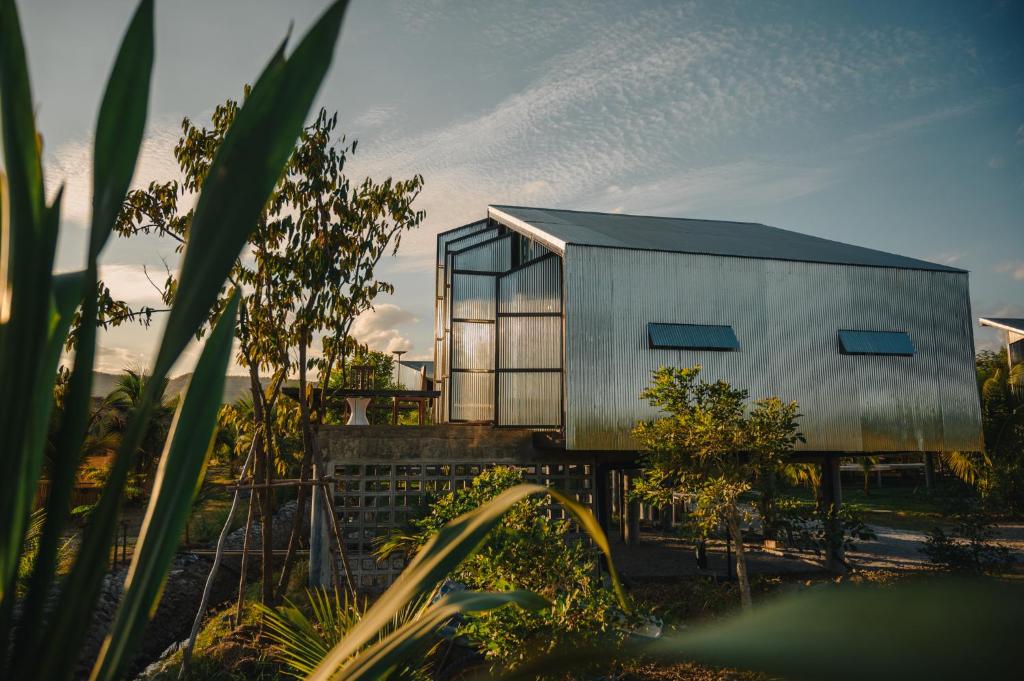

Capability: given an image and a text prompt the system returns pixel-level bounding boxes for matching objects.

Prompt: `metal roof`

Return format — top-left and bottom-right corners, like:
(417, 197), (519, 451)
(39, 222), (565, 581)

(488, 205), (964, 273)
(979, 317), (1024, 335)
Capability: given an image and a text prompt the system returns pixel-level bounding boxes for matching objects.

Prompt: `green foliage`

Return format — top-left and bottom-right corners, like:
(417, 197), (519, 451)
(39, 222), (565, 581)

(309, 482), (624, 680)
(632, 364), (803, 606)
(258, 588), (432, 679)
(772, 496), (876, 556)
(922, 501), (1016, 574)
(0, 0), (348, 678)
(377, 466), (629, 672)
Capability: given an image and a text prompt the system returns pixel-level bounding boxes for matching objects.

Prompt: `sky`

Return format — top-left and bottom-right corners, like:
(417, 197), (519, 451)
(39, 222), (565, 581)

(14, 0), (1024, 374)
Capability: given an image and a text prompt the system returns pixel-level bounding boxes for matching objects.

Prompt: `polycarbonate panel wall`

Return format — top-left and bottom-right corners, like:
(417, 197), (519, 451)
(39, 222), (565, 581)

(563, 245), (983, 452)
(449, 372), (494, 422)
(434, 223), (495, 421)
(496, 255), (563, 427)
(447, 236), (513, 421)
(497, 372), (561, 426)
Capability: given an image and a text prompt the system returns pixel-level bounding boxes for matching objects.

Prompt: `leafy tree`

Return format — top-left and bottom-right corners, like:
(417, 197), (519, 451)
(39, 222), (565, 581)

(632, 365), (803, 608)
(112, 95), (423, 602)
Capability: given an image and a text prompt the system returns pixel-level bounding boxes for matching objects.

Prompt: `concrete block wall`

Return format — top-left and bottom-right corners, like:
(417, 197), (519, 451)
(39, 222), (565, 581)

(319, 424), (595, 588)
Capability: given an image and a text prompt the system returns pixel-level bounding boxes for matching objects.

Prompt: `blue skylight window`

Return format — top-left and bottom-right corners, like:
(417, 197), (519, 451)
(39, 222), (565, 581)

(838, 330), (915, 356)
(648, 323), (739, 351)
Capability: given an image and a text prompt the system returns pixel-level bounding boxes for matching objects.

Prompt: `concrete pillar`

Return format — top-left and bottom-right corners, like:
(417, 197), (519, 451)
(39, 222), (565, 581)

(622, 472), (640, 546)
(820, 456), (846, 574)
(309, 462), (333, 588)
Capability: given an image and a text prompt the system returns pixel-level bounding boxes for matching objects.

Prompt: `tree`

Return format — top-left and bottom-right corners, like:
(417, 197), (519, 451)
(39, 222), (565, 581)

(112, 95), (423, 603)
(632, 365), (803, 608)
(99, 368), (177, 485)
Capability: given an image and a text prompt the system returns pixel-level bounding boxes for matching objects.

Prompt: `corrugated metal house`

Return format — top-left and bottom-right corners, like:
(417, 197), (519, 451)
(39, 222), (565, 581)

(434, 206), (983, 454)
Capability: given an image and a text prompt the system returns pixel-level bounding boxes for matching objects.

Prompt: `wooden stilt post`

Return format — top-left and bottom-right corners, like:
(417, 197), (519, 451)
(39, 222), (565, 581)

(623, 472), (640, 546)
(924, 452), (936, 493)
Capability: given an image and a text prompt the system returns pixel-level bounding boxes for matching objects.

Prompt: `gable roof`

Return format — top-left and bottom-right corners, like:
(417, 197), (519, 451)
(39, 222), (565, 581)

(488, 205), (964, 273)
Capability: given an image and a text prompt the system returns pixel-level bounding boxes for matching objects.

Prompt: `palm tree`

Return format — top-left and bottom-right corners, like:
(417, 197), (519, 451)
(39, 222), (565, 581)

(100, 368), (177, 487)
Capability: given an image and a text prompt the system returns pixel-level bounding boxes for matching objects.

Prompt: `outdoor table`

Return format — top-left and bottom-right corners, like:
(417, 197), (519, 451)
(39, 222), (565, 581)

(331, 389), (440, 425)
(280, 387), (440, 425)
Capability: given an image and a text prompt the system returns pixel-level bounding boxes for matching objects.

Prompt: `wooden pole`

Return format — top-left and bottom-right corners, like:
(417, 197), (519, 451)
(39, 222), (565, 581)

(623, 472), (640, 546)
(820, 455), (847, 575)
(180, 438), (257, 677)
(235, 486), (256, 626)
(320, 483), (357, 598)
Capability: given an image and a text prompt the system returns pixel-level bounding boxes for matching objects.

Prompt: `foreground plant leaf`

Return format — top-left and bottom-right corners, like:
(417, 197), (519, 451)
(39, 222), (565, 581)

(89, 294), (238, 681)
(308, 483), (626, 680)
(499, 579), (1022, 681)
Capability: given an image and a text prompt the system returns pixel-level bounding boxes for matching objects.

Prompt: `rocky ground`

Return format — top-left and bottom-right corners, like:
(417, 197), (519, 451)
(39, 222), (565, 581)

(68, 498), (305, 680)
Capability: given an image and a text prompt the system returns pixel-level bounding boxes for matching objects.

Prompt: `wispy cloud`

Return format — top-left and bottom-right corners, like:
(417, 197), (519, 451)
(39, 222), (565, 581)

(995, 261), (1024, 280)
(45, 119), (188, 229)
(347, 8), (980, 271)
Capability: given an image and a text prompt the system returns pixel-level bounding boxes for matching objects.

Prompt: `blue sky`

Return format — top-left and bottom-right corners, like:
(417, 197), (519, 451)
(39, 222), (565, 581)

(17, 0), (1024, 372)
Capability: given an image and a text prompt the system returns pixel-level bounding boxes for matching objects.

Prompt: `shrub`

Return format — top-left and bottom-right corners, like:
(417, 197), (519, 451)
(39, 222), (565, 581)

(922, 508), (1016, 574)
(377, 466), (628, 672)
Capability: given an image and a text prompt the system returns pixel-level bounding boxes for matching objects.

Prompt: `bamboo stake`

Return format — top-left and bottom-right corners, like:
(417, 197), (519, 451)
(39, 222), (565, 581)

(320, 483), (356, 598)
(180, 436), (258, 678)
(235, 484), (257, 626)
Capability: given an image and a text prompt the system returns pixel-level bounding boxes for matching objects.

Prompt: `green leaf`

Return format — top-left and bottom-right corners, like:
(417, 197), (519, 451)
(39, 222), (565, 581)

(89, 0), (154, 258)
(0, 0), (52, 606)
(36, 4), (349, 676)
(339, 590), (548, 681)
(89, 293), (238, 681)
(150, 0), (350, 381)
(501, 579), (1024, 681)
(308, 483), (626, 680)
(643, 579), (1021, 680)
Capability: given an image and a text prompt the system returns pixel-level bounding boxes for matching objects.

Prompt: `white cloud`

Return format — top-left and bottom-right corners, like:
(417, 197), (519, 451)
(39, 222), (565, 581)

(98, 263), (174, 306)
(995, 261), (1024, 280)
(988, 155), (1005, 169)
(350, 303), (418, 353)
(45, 119), (189, 228)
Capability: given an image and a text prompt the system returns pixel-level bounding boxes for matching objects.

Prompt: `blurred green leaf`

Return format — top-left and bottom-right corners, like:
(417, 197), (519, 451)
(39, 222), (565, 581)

(89, 0), (154, 258)
(501, 579), (1023, 681)
(90, 294), (238, 681)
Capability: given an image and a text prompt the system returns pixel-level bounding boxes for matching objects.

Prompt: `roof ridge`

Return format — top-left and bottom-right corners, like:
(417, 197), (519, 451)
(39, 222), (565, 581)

(489, 204), (768, 228)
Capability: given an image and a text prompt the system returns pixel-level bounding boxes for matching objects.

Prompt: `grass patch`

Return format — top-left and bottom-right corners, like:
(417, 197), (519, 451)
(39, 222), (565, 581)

(144, 585), (280, 681)
(788, 483), (952, 531)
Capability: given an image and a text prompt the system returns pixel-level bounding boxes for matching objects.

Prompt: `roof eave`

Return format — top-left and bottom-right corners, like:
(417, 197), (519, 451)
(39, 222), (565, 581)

(488, 205), (566, 255)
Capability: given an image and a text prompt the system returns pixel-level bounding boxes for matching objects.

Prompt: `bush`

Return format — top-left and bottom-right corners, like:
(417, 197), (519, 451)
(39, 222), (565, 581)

(377, 466), (628, 673)
(922, 508), (1016, 574)
(773, 497), (876, 558)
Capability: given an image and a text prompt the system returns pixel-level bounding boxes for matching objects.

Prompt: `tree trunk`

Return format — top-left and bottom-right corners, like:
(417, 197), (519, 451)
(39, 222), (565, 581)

(727, 507), (752, 610)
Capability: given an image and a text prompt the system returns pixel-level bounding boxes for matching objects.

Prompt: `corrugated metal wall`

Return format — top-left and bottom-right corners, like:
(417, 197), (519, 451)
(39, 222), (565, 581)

(496, 255), (563, 427)
(563, 245), (982, 452)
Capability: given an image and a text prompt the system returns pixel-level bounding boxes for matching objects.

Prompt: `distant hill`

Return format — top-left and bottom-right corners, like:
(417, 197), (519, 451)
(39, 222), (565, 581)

(91, 371), (261, 404)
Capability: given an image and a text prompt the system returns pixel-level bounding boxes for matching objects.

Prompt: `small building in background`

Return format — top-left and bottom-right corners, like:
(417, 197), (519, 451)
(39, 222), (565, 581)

(393, 359), (434, 390)
(434, 205), (984, 455)
(978, 317), (1024, 372)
